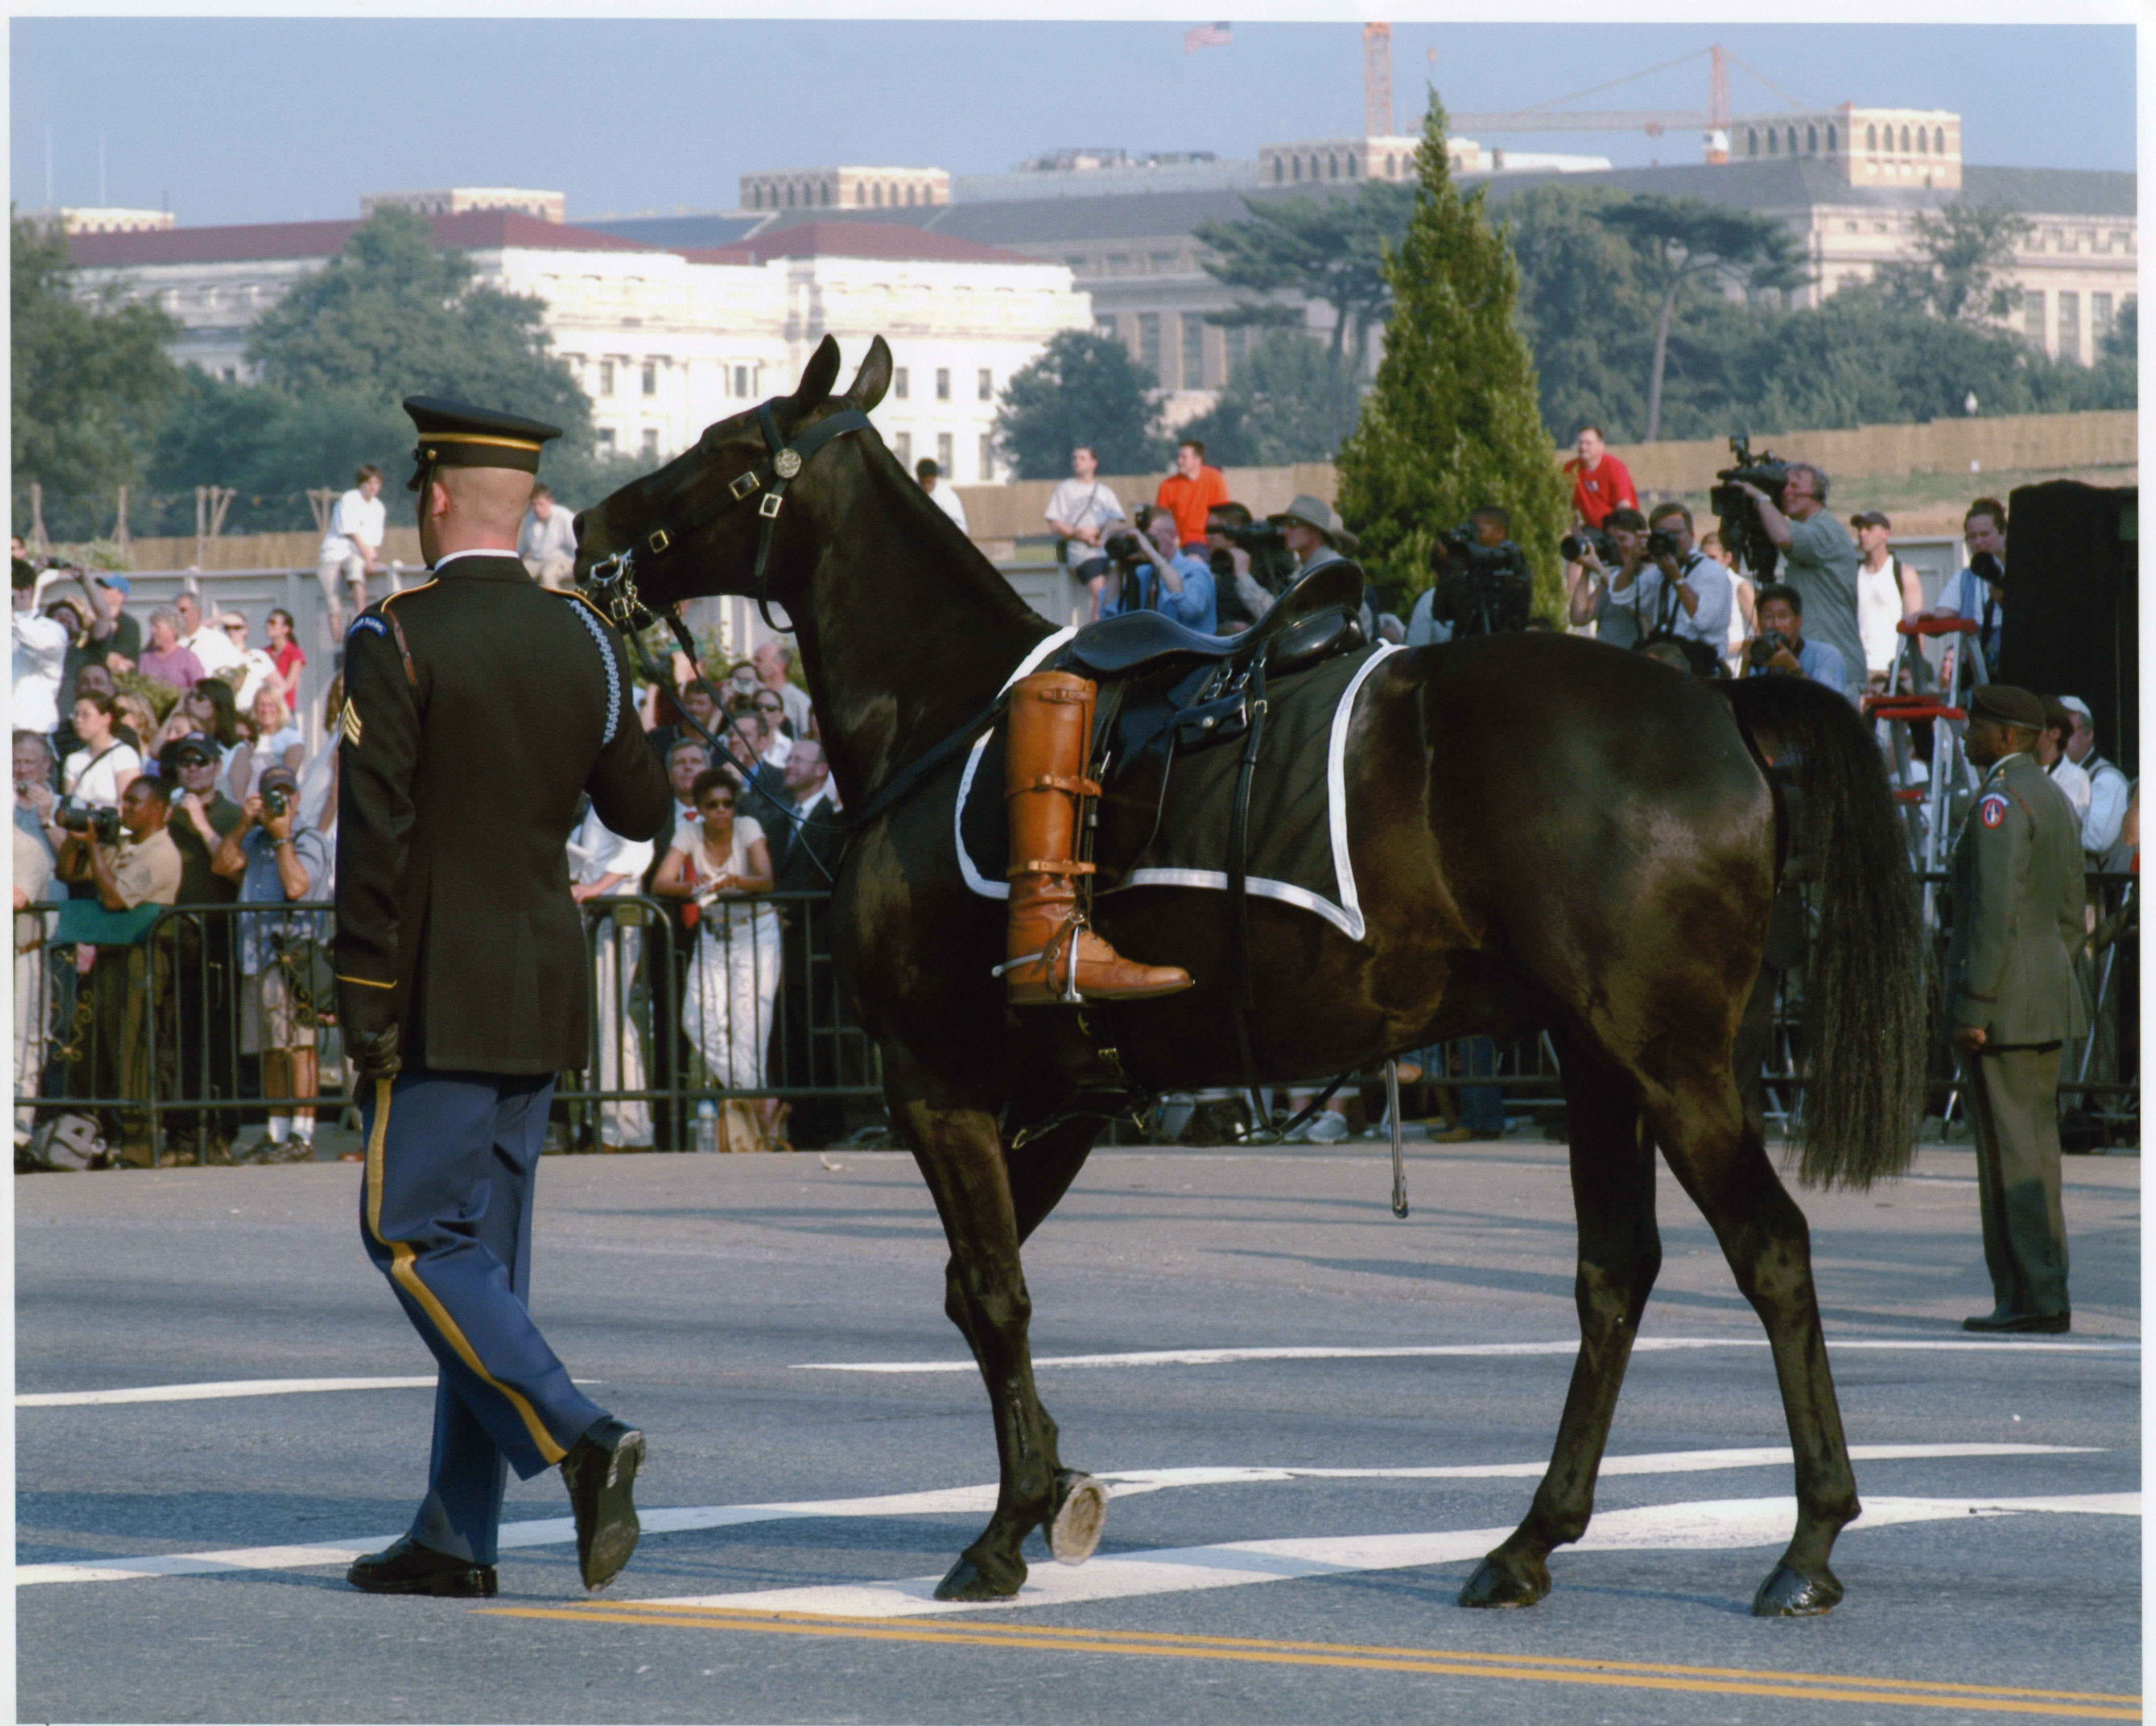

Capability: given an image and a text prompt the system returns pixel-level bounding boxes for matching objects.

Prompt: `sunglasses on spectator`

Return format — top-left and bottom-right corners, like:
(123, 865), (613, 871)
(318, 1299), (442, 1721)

(699, 797), (737, 812)
(753, 698), (784, 712)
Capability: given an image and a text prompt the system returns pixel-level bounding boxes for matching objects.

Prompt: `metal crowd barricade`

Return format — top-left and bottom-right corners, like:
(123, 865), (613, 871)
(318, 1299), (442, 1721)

(13, 893), (883, 1167)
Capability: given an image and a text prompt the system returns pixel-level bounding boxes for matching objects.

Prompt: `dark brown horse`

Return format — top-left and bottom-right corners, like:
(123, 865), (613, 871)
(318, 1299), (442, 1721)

(574, 336), (1927, 1617)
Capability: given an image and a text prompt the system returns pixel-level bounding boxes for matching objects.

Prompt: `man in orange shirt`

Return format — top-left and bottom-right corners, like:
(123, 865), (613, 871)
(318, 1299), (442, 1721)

(1563, 425), (1638, 529)
(1154, 438), (1230, 553)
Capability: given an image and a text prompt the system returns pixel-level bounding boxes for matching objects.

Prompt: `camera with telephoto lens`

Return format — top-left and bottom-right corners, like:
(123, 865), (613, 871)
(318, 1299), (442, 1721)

(1710, 435), (1792, 582)
(1102, 530), (1149, 565)
(1645, 527), (1684, 561)
(1559, 527), (1618, 566)
(1746, 629), (1795, 670)
(1432, 525), (1533, 637)
(53, 796), (121, 846)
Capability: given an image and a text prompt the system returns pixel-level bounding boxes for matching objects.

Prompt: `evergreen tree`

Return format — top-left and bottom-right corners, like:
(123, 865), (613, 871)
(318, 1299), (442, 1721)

(1335, 94), (1569, 620)
(992, 328), (1170, 479)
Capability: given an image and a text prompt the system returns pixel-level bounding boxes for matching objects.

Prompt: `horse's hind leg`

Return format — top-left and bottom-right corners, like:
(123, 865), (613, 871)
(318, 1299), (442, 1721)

(1462, 1035), (1662, 1608)
(1649, 1066), (1859, 1616)
(898, 1098), (1089, 1601)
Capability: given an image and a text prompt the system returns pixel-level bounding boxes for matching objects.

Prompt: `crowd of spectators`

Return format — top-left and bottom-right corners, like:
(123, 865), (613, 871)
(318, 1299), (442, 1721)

(9, 429), (2139, 1165)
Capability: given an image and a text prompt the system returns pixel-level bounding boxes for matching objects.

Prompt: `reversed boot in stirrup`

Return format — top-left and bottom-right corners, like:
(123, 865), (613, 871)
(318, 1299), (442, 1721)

(997, 670), (1193, 1006)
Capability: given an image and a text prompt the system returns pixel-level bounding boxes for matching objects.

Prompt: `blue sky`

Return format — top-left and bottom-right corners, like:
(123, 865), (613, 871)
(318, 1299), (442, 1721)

(10, 19), (2135, 227)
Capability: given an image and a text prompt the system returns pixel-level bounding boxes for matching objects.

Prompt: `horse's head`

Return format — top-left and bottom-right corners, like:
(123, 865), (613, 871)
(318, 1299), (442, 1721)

(572, 333), (892, 628)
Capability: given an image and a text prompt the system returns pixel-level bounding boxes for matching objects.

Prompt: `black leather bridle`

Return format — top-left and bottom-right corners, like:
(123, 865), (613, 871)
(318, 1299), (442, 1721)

(582, 398), (876, 635)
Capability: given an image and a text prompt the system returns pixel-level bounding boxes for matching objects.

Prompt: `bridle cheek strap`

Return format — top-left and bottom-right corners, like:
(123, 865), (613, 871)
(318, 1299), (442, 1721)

(586, 401), (876, 635)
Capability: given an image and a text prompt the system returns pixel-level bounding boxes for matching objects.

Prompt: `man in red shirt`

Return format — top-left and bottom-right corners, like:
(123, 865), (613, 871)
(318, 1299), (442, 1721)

(1564, 424), (1638, 529)
(1154, 439), (1230, 553)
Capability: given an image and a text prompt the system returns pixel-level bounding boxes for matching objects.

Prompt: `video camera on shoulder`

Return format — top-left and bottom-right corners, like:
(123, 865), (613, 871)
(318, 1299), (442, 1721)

(53, 796), (121, 846)
(1431, 522), (1532, 637)
(1710, 435), (1791, 581)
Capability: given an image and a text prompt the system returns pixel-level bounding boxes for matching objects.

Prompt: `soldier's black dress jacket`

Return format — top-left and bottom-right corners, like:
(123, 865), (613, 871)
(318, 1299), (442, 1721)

(334, 554), (673, 1075)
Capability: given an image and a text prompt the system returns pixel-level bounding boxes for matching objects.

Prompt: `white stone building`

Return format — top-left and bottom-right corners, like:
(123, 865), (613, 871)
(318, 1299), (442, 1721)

(65, 196), (1090, 476)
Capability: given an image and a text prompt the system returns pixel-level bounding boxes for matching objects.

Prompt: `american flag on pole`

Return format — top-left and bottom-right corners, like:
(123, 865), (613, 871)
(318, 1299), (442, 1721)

(1183, 21), (1231, 52)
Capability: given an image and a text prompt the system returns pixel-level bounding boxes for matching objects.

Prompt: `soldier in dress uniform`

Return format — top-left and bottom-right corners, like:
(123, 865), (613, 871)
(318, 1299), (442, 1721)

(1946, 684), (2089, 1335)
(336, 397), (674, 1596)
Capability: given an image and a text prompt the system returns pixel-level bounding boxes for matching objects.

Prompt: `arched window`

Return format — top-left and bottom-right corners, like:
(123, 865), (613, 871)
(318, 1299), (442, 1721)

(1806, 124), (1817, 154)
(1291, 155), (1302, 181)
(873, 183), (883, 207)
(749, 186), (761, 209)
(1274, 156), (1285, 183)
(1767, 127), (1778, 156)
(1748, 127), (1759, 156)
(1826, 123), (1837, 153)
(1386, 153), (1396, 176)
(1346, 154), (1358, 177)
(785, 184), (795, 207)
(1787, 126), (1799, 155)
(1900, 125), (1910, 152)
(1935, 126), (1946, 154)
(1916, 127), (1927, 155)
(1866, 123), (1877, 151)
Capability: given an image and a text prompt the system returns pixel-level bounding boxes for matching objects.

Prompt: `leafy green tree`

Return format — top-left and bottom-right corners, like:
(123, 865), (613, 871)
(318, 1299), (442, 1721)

(12, 212), (183, 541)
(992, 328), (1170, 479)
(1195, 180), (1413, 452)
(248, 205), (589, 432)
(1334, 93), (1570, 619)
(1873, 202), (2032, 323)
(1595, 194), (1806, 442)
(1176, 331), (1339, 466)
(1503, 184), (1651, 443)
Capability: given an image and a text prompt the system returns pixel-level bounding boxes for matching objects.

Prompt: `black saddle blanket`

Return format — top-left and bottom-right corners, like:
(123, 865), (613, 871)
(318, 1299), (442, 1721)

(957, 643), (1400, 940)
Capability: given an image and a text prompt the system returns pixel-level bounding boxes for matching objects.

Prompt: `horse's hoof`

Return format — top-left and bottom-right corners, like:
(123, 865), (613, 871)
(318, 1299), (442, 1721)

(1458, 1553), (1550, 1608)
(933, 1549), (1025, 1602)
(1752, 1560), (1844, 1617)
(1048, 1471), (1109, 1566)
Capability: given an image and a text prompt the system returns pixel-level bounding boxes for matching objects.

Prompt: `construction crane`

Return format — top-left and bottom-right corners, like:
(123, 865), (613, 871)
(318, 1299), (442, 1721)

(1364, 23), (1392, 139)
(1447, 44), (1805, 161)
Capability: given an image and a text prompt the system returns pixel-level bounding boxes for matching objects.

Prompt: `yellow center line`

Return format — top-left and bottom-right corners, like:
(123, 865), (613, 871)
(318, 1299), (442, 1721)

(478, 1604), (2139, 1718)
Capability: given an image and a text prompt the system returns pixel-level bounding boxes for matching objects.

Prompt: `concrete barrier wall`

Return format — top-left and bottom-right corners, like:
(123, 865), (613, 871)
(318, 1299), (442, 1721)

(113, 410), (2132, 568)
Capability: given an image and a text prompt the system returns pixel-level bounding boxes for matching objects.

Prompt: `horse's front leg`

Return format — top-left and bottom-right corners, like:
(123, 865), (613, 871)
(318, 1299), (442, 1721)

(897, 1097), (1069, 1601)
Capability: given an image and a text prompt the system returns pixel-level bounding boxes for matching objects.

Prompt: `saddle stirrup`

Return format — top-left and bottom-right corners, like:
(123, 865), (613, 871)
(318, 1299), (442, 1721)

(999, 670), (1193, 1006)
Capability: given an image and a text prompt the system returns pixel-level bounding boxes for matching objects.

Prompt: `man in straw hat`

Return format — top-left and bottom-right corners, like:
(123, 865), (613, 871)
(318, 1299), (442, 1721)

(1947, 683), (2089, 1335)
(336, 396), (674, 1597)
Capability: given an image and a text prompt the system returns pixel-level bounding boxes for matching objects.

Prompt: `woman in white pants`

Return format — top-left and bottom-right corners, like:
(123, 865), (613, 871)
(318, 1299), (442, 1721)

(653, 768), (780, 1132)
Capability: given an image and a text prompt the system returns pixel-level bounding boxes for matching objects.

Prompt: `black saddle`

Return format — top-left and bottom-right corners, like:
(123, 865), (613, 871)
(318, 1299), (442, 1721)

(1065, 561), (1368, 683)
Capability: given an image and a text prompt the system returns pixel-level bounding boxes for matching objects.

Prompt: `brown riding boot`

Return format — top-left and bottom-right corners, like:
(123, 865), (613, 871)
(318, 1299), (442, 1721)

(999, 670), (1193, 1006)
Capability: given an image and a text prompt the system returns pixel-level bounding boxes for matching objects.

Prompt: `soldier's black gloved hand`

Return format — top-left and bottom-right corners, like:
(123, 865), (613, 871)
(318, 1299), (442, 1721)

(347, 1024), (401, 1081)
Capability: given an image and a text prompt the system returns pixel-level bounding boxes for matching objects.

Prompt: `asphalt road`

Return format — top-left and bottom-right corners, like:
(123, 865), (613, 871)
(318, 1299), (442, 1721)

(15, 1138), (2141, 1725)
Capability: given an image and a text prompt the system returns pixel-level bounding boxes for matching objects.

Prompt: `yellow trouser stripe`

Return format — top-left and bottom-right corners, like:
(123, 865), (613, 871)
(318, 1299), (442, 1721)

(365, 1076), (567, 1467)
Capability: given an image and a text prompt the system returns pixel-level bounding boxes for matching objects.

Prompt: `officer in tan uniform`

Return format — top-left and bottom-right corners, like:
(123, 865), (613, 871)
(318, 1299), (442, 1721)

(1947, 684), (2089, 1334)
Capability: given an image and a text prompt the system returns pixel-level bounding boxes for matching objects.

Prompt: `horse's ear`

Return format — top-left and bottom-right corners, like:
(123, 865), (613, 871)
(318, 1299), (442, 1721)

(787, 336), (843, 414)
(844, 335), (893, 413)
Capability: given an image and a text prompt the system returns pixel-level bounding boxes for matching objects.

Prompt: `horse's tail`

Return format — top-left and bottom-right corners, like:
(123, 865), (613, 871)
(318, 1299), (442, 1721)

(1720, 673), (1927, 1189)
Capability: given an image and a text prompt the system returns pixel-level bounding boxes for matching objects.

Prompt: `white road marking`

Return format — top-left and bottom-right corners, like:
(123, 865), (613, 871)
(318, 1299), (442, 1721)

(794, 1336), (2139, 1372)
(643, 1493), (2142, 1619)
(12, 1443), (2099, 1587)
(16, 1376), (438, 1408)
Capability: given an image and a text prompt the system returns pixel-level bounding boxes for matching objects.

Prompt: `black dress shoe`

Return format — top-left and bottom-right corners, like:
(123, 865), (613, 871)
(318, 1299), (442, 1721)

(347, 1535), (497, 1598)
(1963, 1309), (2071, 1334)
(563, 1416), (645, 1592)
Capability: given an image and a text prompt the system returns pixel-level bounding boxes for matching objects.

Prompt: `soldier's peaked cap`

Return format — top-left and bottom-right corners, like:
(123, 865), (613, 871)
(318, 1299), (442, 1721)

(1968, 684), (2046, 730)
(403, 396), (562, 490)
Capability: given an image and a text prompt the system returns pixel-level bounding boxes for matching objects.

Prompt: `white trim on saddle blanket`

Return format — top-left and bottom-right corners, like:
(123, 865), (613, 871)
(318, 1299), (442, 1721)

(956, 637), (1403, 942)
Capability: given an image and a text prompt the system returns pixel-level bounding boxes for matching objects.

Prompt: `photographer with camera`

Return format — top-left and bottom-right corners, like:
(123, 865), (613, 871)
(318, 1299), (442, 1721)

(1742, 584), (1848, 692)
(1729, 464), (1864, 703)
(214, 765), (331, 1161)
(1565, 508), (1650, 647)
(1100, 506), (1217, 635)
(1425, 505), (1533, 639)
(1203, 503), (1294, 633)
(1927, 498), (2007, 682)
(56, 775), (182, 1162)
(1607, 503), (1731, 675)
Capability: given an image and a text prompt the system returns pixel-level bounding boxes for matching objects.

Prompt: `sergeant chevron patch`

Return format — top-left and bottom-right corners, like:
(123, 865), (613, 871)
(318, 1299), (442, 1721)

(341, 699), (363, 747)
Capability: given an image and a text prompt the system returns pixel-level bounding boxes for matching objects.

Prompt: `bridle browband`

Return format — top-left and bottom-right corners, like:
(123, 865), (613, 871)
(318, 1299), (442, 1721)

(583, 397), (876, 637)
